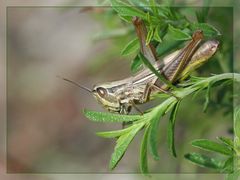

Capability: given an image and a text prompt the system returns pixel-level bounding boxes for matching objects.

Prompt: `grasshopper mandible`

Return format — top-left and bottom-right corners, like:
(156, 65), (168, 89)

(61, 17), (219, 115)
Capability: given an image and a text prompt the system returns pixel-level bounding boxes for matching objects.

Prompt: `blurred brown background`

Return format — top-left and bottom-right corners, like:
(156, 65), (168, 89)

(0, 0), (236, 179)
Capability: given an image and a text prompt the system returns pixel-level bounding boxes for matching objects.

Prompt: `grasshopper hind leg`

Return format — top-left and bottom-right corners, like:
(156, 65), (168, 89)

(152, 84), (180, 99)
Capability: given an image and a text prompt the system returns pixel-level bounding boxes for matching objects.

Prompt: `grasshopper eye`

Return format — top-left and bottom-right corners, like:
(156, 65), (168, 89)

(96, 87), (107, 97)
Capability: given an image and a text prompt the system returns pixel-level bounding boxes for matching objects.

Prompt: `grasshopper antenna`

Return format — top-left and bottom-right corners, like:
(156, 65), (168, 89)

(57, 75), (92, 93)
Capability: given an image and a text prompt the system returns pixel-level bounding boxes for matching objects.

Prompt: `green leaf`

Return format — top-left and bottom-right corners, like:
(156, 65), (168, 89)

(222, 157), (233, 173)
(153, 25), (162, 42)
(121, 38), (140, 56)
(131, 55), (143, 73)
(217, 136), (234, 149)
(110, 0), (147, 20)
(140, 125), (150, 174)
(191, 139), (233, 156)
(156, 39), (183, 57)
(184, 152), (223, 169)
(150, 0), (158, 17)
(167, 100), (181, 157)
(226, 169), (240, 180)
(84, 109), (141, 123)
(148, 103), (171, 160)
(96, 126), (134, 138)
(119, 15), (132, 23)
(149, 115), (161, 160)
(203, 82), (211, 112)
(109, 122), (144, 169)
(146, 27), (154, 45)
(190, 23), (221, 37)
(138, 53), (175, 89)
(168, 24), (191, 41)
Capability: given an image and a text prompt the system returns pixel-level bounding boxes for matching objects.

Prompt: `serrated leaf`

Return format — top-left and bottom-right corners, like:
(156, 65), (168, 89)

(184, 152), (223, 169)
(140, 125), (150, 174)
(109, 122), (144, 169)
(121, 38), (139, 56)
(131, 55), (143, 73)
(190, 23), (221, 37)
(110, 0), (147, 20)
(84, 109), (141, 123)
(167, 101), (181, 157)
(217, 136), (234, 149)
(168, 24), (191, 41)
(191, 139), (233, 156)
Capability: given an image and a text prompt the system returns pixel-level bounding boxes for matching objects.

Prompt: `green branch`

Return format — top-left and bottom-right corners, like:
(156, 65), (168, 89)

(84, 73), (239, 173)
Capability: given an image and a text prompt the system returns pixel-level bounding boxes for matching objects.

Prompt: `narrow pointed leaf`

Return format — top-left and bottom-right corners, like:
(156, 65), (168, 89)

(191, 139), (233, 156)
(140, 125), (150, 174)
(146, 28), (154, 45)
(184, 152), (224, 169)
(96, 126), (133, 138)
(149, 115), (161, 160)
(156, 39), (183, 56)
(203, 83), (211, 112)
(168, 24), (191, 41)
(121, 38), (139, 56)
(153, 25), (162, 42)
(217, 136), (234, 149)
(222, 157), (233, 173)
(131, 55), (143, 73)
(109, 122), (144, 169)
(167, 101), (181, 157)
(150, 0), (158, 17)
(110, 0), (147, 20)
(84, 109), (141, 123)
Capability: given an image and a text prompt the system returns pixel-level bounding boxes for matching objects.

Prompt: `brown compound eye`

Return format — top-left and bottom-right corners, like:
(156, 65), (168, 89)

(96, 87), (107, 98)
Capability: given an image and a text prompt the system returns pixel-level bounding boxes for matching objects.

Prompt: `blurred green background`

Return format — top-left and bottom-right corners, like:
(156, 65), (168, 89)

(5, 1), (234, 178)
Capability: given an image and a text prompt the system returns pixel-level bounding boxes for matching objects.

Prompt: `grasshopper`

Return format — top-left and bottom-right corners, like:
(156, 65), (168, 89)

(61, 17), (219, 115)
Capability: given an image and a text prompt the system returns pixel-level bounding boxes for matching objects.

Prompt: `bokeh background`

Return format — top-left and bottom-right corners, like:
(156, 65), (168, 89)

(0, 0), (237, 179)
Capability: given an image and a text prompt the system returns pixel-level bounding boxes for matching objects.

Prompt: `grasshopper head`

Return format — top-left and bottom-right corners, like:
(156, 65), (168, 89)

(58, 76), (124, 113)
(92, 85), (121, 113)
